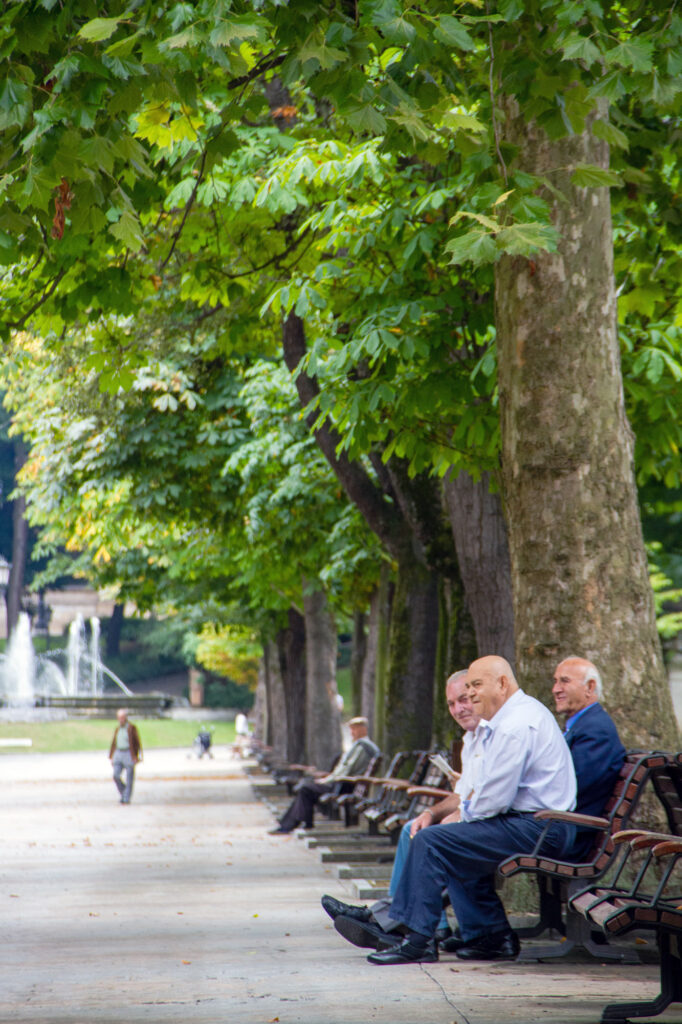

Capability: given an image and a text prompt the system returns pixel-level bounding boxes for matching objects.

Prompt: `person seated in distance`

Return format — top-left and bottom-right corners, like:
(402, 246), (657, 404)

(269, 717), (379, 834)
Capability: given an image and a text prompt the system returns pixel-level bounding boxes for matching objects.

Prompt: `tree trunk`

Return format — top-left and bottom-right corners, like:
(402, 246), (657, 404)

(432, 573), (477, 747)
(105, 602), (125, 659)
(276, 606), (307, 763)
(350, 610), (366, 718)
(364, 566), (393, 748)
(496, 102), (678, 749)
(443, 470), (515, 666)
(252, 651), (269, 744)
(383, 556), (439, 753)
(303, 586), (342, 769)
(282, 312), (456, 755)
(6, 439), (29, 637)
(266, 639), (288, 757)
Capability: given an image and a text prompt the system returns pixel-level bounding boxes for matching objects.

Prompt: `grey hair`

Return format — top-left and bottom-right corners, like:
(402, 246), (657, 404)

(564, 657), (603, 699)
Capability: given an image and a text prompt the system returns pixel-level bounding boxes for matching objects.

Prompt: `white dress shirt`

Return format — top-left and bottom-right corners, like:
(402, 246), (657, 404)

(460, 689), (576, 822)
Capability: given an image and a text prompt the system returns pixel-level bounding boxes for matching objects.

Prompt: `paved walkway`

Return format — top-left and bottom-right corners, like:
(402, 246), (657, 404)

(0, 748), (675, 1024)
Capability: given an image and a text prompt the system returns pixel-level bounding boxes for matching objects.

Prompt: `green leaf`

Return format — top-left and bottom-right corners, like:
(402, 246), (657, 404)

(605, 39), (654, 73)
(434, 15), (475, 50)
(495, 222), (559, 257)
(445, 229), (498, 267)
(591, 119), (629, 150)
(443, 110), (487, 133)
(78, 17), (124, 43)
(109, 209), (144, 252)
(571, 163), (623, 188)
(560, 33), (601, 65)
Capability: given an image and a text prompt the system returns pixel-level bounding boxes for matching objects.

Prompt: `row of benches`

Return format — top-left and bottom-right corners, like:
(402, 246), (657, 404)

(253, 744), (682, 1022)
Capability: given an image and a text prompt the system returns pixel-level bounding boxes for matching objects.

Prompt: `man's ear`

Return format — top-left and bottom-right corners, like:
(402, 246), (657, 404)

(586, 676), (597, 696)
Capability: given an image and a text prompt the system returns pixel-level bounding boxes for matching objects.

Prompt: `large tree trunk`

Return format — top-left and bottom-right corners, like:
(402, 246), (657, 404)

(252, 651), (269, 744)
(303, 586), (342, 769)
(276, 607), (307, 763)
(6, 439), (29, 638)
(264, 640), (288, 756)
(350, 610), (366, 718)
(383, 556), (439, 753)
(105, 602), (125, 659)
(496, 102), (678, 749)
(432, 573), (477, 747)
(443, 470), (515, 666)
(359, 570), (392, 745)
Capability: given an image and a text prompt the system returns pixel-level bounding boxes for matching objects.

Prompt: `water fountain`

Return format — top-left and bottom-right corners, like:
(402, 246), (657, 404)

(0, 612), (174, 720)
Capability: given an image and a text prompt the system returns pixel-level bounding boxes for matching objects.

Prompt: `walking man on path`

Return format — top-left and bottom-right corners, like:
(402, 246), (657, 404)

(109, 708), (142, 804)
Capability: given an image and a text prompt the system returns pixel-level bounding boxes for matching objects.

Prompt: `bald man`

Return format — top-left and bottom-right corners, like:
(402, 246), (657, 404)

(367, 655), (577, 965)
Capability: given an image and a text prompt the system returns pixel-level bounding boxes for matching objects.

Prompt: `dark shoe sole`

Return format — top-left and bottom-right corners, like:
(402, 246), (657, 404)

(334, 915), (395, 950)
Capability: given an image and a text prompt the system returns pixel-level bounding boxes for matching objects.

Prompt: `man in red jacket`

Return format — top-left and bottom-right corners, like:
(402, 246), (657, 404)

(109, 708), (143, 804)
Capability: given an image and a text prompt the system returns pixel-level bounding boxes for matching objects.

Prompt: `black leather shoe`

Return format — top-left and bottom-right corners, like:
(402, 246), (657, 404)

(321, 894), (372, 923)
(434, 925), (452, 943)
(455, 929), (520, 961)
(334, 914), (396, 950)
(440, 933), (469, 953)
(267, 826), (291, 835)
(367, 939), (438, 965)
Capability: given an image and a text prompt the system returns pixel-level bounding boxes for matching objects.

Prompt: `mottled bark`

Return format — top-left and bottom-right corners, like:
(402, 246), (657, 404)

(105, 603), (125, 660)
(283, 313), (445, 754)
(252, 653), (268, 744)
(443, 470), (515, 666)
(496, 101), (677, 748)
(432, 573), (478, 746)
(264, 640), (288, 756)
(350, 610), (366, 718)
(383, 557), (439, 753)
(365, 567), (393, 748)
(276, 607), (307, 762)
(303, 587), (342, 768)
(6, 439), (29, 637)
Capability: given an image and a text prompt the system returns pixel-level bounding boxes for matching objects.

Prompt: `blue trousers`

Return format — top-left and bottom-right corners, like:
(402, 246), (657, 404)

(389, 812), (575, 941)
(388, 821), (449, 931)
(112, 750), (136, 804)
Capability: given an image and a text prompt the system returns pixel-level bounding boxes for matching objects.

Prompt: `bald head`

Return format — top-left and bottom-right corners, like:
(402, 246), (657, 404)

(465, 655), (518, 721)
(553, 657), (602, 717)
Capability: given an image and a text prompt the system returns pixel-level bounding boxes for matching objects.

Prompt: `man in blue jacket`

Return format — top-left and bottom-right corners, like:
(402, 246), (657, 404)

(552, 656), (626, 855)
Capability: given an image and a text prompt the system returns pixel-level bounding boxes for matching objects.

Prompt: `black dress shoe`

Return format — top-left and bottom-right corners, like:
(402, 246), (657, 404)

(434, 925), (452, 943)
(440, 933), (469, 953)
(334, 914), (396, 950)
(455, 929), (520, 961)
(321, 894), (372, 923)
(367, 939), (438, 965)
(267, 826), (291, 835)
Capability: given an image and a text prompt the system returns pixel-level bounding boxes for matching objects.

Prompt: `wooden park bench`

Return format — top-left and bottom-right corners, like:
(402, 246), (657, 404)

(569, 828), (682, 1022)
(317, 753), (383, 827)
(498, 750), (671, 961)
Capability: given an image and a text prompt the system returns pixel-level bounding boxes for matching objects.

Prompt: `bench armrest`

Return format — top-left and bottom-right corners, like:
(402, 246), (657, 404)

(653, 839), (682, 858)
(534, 809), (609, 829)
(407, 785), (453, 798)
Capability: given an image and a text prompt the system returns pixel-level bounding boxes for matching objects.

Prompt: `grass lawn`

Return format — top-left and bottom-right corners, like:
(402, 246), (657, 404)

(0, 718), (237, 755)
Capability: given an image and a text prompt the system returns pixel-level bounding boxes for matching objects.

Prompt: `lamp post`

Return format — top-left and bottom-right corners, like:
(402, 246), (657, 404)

(0, 555), (11, 641)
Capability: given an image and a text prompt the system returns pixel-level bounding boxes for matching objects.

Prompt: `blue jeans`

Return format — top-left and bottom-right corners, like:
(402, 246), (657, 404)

(389, 812), (576, 941)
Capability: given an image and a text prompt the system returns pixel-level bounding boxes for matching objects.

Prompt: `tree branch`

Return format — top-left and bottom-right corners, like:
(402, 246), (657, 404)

(281, 312), (410, 561)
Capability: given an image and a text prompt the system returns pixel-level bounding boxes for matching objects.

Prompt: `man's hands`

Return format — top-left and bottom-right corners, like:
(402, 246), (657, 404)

(410, 810), (434, 836)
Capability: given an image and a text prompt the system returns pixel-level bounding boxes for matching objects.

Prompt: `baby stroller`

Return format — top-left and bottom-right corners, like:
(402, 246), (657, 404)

(193, 727), (214, 759)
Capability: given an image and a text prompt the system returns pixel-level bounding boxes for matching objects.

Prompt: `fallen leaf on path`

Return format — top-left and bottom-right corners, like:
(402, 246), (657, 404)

(182, 960), (192, 965)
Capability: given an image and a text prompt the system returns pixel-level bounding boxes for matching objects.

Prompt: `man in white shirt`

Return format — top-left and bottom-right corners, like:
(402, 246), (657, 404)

(321, 670), (480, 943)
(367, 655), (577, 965)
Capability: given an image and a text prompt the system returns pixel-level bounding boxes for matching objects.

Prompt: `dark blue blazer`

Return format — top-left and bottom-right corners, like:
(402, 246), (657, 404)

(565, 702), (626, 857)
